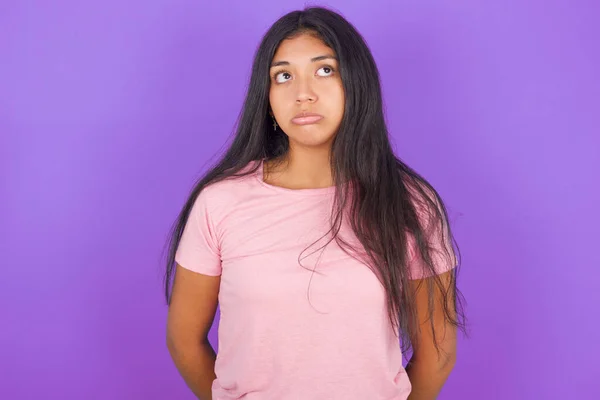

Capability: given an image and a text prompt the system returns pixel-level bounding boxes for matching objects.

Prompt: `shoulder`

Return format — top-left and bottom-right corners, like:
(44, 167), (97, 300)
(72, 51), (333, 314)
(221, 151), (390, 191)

(195, 160), (262, 217)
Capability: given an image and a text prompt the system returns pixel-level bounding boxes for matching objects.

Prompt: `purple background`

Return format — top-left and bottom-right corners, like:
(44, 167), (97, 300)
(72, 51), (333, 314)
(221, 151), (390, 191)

(2, 1), (599, 399)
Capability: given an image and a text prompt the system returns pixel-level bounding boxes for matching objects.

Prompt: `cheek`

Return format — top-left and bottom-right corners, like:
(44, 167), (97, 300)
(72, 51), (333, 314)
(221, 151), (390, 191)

(269, 90), (288, 115)
(331, 87), (345, 118)
(328, 81), (345, 104)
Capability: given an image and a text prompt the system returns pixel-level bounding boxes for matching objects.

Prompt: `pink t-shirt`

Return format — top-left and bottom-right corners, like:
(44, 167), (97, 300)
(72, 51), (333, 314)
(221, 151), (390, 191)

(175, 159), (455, 400)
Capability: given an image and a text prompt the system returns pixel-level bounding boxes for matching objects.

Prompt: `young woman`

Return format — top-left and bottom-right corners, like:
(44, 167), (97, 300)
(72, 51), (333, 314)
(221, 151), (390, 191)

(164, 6), (466, 400)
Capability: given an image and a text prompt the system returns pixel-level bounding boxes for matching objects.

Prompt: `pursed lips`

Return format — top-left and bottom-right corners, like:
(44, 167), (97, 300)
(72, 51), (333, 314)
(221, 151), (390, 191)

(291, 112), (324, 125)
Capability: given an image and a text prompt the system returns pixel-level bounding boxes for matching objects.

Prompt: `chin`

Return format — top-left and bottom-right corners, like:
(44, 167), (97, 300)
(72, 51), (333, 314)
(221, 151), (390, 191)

(289, 131), (336, 147)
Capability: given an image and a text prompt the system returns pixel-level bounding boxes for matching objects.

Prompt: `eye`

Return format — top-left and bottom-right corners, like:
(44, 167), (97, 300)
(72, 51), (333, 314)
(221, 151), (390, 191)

(274, 71), (291, 83)
(317, 66), (335, 77)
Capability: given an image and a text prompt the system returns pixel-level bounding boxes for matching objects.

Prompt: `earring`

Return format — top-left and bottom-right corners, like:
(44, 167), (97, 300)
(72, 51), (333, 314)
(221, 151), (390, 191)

(271, 115), (278, 130)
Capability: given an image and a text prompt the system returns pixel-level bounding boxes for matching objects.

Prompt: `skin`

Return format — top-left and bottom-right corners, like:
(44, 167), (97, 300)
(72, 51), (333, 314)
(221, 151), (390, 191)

(166, 267), (220, 400)
(406, 271), (457, 399)
(166, 32), (456, 400)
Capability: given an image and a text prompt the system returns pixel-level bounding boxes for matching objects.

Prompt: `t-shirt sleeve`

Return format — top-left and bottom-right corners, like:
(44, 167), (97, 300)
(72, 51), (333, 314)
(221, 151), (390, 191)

(407, 194), (457, 280)
(174, 188), (222, 276)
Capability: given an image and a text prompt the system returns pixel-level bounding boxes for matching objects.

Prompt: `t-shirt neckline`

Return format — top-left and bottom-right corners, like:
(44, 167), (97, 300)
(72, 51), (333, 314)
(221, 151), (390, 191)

(255, 159), (337, 196)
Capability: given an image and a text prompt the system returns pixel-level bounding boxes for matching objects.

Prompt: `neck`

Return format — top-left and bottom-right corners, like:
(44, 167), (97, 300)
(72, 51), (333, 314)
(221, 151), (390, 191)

(265, 147), (334, 190)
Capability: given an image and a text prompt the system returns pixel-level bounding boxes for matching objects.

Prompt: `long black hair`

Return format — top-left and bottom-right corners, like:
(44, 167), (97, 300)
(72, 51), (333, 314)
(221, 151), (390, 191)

(163, 6), (466, 358)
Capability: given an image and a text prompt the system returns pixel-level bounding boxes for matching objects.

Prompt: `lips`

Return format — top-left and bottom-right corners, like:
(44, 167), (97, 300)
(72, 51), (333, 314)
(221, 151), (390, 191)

(291, 112), (324, 125)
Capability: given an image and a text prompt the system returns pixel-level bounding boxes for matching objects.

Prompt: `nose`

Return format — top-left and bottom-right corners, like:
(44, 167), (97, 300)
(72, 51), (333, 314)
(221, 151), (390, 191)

(295, 77), (317, 104)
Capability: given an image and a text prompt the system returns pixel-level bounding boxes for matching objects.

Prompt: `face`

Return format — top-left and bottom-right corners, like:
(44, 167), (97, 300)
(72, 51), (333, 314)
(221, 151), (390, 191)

(268, 33), (345, 150)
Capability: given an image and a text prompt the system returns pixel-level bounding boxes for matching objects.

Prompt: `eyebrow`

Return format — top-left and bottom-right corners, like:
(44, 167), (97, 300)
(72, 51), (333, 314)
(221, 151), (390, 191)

(270, 55), (338, 68)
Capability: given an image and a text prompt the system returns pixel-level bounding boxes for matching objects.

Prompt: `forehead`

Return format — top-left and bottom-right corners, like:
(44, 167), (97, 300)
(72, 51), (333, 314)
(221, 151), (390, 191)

(272, 33), (335, 61)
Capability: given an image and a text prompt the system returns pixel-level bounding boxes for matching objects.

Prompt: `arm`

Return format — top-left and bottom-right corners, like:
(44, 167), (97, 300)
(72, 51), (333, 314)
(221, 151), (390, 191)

(406, 270), (457, 400)
(167, 264), (221, 400)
